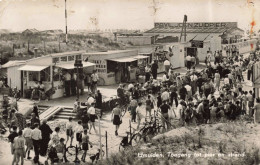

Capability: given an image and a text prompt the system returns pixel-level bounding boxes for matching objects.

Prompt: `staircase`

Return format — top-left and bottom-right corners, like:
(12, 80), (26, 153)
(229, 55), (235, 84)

(54, 107), (77, 120)
(26, 105), (50, 120)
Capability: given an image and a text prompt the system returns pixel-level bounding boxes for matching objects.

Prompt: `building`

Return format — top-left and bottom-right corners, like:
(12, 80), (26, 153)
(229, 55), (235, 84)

(3, 51), (96, 99)
(83, 50), (147, 85)
(22, 29), (40, 35)
(144, 22), (244, 61)
(117, 35), (155, 46)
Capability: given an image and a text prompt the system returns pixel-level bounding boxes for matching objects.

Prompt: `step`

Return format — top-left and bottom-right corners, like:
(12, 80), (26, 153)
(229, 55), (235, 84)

(57, 112), (77, 116)
(55, 115), (76, 120)
(61, 109), (74, 113)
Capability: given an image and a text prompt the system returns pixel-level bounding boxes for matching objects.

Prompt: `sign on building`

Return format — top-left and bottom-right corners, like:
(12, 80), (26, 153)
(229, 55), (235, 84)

(154, 22), (237, 29)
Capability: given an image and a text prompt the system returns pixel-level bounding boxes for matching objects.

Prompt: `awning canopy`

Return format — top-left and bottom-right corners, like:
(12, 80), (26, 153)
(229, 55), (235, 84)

(108, 57), (137, 63)
(133, 55), (149, 59)
(18, 65), (49, 71)
(56, 61), (95, 69)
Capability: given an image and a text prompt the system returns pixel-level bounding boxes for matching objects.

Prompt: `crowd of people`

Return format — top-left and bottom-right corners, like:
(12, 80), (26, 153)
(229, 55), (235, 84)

(114, 49), (260, 134)
(2, 46), (260, 164)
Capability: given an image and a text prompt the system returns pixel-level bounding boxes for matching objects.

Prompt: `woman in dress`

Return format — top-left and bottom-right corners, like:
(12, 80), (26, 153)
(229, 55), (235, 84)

(111, 103), (121, 136)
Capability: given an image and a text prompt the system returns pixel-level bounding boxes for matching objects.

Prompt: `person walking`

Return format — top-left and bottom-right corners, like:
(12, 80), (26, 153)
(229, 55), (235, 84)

(39, 119), (53, 156)
(159, 101), (171, 131)
(30, 113), (40, 128)
(12, 130), (25, 165)
(81, 129), (93, 162)
(23, 123), (33, 160)
(111, 103), (122, 136)
(129, 97), (137, 122)
(151, 60), (158, 79)
(64, 71), (71, 97)
(145, 95), (153, 119)
(164, 59), (170, 73)
(87, 103), (98, 134)
(136, 102), (143, 130)
(32, 103), (39, 118)
(145, 64), (151, 82)
(91, 70), (99, 94)
(31, 123), (42, 164)
(8, 126), (18, 163)
(65, 117), (74, 147)
(186, 54), (192, 70)
(74, 121), (84, 149)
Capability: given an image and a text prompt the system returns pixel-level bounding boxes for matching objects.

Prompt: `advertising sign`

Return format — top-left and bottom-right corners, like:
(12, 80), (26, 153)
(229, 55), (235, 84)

(154, 22), (237, 29)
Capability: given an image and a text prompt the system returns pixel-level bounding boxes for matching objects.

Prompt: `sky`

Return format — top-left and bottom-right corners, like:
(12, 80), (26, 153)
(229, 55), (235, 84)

(0, 0), (259, 32)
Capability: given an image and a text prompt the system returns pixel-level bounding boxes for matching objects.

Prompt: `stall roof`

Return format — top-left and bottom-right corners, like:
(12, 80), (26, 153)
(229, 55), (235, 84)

(133, 55), (149, 59)
(56, 61), (95, 69)
(18, 65), (49, 71)
(1, 61), (26, 68)
(108, 56), (138, 62)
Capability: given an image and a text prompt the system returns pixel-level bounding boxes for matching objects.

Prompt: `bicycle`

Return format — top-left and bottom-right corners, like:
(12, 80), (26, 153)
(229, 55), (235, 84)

(119, 114), (164, 151)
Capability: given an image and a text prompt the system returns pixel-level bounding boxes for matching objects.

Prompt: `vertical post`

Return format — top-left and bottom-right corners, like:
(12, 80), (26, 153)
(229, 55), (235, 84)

(44, 40), (46, 55)
(27, 40), (30, 53)
(76, 66), (79, 99)
(65, 0), (68, 44)
(105, 131), (108, 158)
(98, 116), (102, 160)
(13, 44), (15, 56)
(59, 37), (61, 52)
(129, 119), (132, 145)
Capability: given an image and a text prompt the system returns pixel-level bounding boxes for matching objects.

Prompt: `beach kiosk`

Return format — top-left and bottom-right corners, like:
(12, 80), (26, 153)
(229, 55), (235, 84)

(83, 50), (149, 85)
(15, 51), (95, 99)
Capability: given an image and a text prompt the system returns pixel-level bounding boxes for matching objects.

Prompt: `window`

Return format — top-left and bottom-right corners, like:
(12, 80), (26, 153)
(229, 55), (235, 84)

(53, 66), (61, 81)
(60, 56), (67, 62)
(76, 55), (82, 60)
(40, 67), (50, 82)
(28, 72), (39, 81)
(53, 57), (60, 63)
(68, 56), (74, 61)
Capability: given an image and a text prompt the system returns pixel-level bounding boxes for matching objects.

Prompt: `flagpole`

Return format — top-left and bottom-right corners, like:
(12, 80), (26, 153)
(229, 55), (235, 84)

(65, 0), (68, 44)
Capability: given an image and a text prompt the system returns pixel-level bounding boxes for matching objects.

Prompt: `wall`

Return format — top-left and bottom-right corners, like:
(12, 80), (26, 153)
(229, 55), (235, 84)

(117, 36), (152, 45)
(7, 65), (22, 90)
(143, 32), (221, 42)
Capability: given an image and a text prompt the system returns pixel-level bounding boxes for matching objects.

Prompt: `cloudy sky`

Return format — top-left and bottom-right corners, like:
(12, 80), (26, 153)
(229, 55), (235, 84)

(0, 0), (259, 32)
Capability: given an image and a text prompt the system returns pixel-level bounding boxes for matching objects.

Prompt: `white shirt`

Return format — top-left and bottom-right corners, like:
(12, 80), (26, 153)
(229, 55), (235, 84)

(64, 73), (71, 81)
(128, 83), (134, 90)
(186, 56), (192, 61)
(31, 128), (42, 140)
(74, 124), (84, 133)
(87, 97), (95, 105)
(185, 85), (192, 92)
(66, 121), (73, 130)
(224, 77), (230, 85)
(190, 75), (198, 81)
(175, 104), (183, 120)
(162, 74), (168, 82)
(23, 128), (32, 138)
(164, 60), (170, 66)
(88, 106), (96, 115)
(161, 91), (170, 101)
(91, 73), (99, 82)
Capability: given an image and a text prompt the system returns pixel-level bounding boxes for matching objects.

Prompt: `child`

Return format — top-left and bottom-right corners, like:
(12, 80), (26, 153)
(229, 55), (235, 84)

(65, 117), (74, 147)
(55, 138), (66, 163)
(81, 129), (93, 162)
(74, 121), (84, 149)
(23, 123), (33, 159)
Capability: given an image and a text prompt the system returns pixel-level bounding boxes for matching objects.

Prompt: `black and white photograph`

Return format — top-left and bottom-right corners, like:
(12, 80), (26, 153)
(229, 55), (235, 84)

(0, 0), (260, 164)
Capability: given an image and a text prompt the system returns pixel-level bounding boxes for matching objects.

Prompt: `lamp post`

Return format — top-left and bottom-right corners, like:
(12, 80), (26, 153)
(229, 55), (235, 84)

(74, 59), (82, 99)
